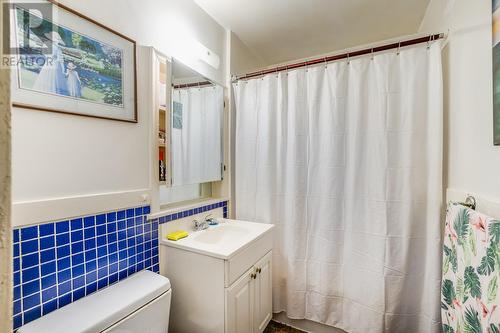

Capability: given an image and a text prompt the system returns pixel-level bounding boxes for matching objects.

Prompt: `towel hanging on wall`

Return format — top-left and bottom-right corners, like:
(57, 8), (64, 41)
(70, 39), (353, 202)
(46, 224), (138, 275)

(441, 202), (500, 332)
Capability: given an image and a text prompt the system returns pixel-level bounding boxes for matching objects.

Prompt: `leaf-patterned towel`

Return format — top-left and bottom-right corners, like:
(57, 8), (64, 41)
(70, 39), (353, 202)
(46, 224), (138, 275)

(442, 203), (500, 333)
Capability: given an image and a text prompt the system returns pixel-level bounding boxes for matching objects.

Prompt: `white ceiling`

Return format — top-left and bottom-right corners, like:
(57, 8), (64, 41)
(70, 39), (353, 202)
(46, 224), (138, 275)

(194, 0), (431, 66)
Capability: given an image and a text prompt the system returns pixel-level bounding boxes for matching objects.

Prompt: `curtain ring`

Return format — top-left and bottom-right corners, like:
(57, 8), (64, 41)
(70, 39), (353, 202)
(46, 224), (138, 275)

(347, 53), (350, 65)
(370, 48), (374, 61)
(397, 41), (401, 55)
(427, 35), (432, 49)
(324, 57), (328, 68)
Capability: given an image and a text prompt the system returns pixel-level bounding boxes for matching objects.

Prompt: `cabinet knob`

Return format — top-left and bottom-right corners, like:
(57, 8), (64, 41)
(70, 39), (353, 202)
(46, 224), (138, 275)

(256, 268), (262, 274)
(251, 273), (256, 279)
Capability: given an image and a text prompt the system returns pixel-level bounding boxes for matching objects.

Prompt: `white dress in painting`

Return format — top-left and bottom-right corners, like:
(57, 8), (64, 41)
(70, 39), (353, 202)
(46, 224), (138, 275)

(32, 42), (68, 95)
(66, 64), (82, 98)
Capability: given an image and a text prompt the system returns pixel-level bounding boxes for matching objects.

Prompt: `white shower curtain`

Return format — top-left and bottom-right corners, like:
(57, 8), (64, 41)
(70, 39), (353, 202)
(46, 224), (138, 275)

(233, 42), (443, 333)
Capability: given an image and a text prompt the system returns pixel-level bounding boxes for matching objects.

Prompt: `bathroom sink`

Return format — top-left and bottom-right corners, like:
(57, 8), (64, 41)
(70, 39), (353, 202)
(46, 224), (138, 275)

(160, 219), (274, 260)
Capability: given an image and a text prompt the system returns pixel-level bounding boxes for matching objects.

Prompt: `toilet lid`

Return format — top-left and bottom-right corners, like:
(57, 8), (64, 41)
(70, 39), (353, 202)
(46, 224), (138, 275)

(18, 271), (171, 333)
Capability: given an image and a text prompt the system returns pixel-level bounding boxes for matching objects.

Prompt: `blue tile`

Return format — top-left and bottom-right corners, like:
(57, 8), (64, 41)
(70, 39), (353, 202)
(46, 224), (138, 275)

(135, 207), (143, 216)
(117, 210), (126, 220)
(126, 228), (135, 238)
(152, 255), (159, 265)
(117, 220), (126, 230)
(106, 212), (116, 222)
(96, 235), (107, 248)
(22, 253), (39, 269)
(14, 286), (21, 300)
(39, 223), (55, 237)
(109, 262), (118, 274)
(118, 269), (127, 280)
(14, 242), (19, 257)
(96, 225), (106, 236)
(21, 226), (38, 241)
(71, 253), (84, 266)
(119, 249), (127, 260)
(108, 232), (117, 243)
(97, 278), (108, 289)
(59, 293), (71, 307)
(13, 299), (21, 314)
(41, 286), (57, 303)
(56, 245), (70, 258)
(55, 221), (69, 233)
(85, 260), (97, 273)
(126, 218), (134, 228)
(71, 230), (83, 242)
(144, 206), (151, 214)
(56, 233), (70, 246)
(84, 238), (96, 250)
(108, 242), (117, 254)
(21, 239), (39, 255)
(41, 261), (56, 276)
(40, 235), (55, 250)
(57, 257), (71, 271)
(98, 256), (108, 268)
(14, 271), (20, 286)
(83, 216), (95, 228)
(86, 271), (97, 284)
(127, 265), (136, 275)
(98, 267), (108, 279)
(13, 229), (20, 243)
(58, 280), (71, 296)
(14, 313), (22, 330)
(71, 241), (84, 254)
(96, 214), (106, 225)
(153, 264), (160, 273)
(24, 305), (41, 324)
(109, 272), (119, 284)
(86, 282), (97, 295)
(127, 237), (136, 247)
(22, 266), (39, 283)
(23, 292), (40, 310)
(72, 264), (84, 277)
(73, 287), (85, 301)
(41, 248), (56, 263)
(135, 216), (143, 226)
(41, 274), (56, 289)
(97, 245), (107, 258)
(84, 227), (95, 238)
(126, 208), (135, 218)
(13, 257), (20, 271)
(70, 218), (83, 230)
(119, 259), (127, 270)
(72, 276), (85, 289)
(42, 299), (58, 315)
(22, 279), (40, 297)
(57, 269), (71, 283)
(85, 249), (97, 261)
(107, 222), (117, 233)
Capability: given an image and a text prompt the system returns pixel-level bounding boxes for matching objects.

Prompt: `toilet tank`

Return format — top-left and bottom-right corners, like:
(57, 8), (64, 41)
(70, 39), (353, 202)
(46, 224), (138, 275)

(18, 270), (171, 333)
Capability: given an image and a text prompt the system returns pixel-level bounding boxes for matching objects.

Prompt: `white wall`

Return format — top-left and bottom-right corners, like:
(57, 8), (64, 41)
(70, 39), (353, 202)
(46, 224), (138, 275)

(12, 0), (228, 226)
(419, 0), (500, 203)
(229, 32), (265, 76)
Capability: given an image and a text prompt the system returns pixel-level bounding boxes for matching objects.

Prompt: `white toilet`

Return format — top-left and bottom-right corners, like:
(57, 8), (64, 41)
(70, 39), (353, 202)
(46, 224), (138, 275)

(18, 270), (172, 333)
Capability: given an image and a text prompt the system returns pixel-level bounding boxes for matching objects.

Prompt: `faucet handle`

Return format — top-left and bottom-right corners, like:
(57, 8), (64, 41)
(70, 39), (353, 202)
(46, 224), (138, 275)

(204, 214), (213, 222)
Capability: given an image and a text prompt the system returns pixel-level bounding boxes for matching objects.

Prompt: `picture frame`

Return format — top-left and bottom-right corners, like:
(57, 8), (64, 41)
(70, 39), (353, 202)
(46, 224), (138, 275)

(10, 0), (137, 122)
(493, 0), (500, 144)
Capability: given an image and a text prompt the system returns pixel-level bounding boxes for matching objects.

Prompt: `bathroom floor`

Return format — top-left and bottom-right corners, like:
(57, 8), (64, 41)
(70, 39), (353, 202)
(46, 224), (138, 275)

(264, 321), (307, 333)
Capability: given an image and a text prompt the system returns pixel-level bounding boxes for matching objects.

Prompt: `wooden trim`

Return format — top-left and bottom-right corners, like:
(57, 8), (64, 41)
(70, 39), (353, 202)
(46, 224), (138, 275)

(12, 0), (138, 123)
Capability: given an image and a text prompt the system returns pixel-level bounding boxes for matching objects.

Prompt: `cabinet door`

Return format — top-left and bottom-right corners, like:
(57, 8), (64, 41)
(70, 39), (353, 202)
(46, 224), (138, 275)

(254, 251), (273, 333)
(226, 268), (255, 333)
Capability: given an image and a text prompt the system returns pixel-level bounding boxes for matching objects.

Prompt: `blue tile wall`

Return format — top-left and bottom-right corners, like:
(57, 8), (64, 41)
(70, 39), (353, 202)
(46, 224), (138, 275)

(152, 200), (229, 224)
(12, 200), (228, 332)
(12, 205), (158, 331)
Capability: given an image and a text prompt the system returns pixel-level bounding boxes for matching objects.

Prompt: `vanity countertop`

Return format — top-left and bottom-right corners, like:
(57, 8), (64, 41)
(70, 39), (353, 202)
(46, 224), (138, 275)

(160, 219), (274, 260)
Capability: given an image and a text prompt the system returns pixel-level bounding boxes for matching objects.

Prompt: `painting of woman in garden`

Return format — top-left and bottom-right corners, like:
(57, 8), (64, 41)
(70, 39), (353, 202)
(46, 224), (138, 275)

(15, 6), (124, 107)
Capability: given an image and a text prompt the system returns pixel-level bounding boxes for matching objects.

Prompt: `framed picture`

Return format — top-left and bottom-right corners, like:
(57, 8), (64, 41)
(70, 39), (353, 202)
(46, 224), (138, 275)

(494, 0), (500, 144)
(10, 0), (137, 122)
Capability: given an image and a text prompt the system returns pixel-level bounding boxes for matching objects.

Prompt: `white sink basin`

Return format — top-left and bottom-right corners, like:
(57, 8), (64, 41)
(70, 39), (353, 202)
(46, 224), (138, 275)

(160, 219), (274, 259)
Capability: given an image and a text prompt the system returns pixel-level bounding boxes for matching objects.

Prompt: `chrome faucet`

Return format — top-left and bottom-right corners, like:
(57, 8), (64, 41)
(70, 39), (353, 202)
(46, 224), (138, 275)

(193, 214), (217, 231)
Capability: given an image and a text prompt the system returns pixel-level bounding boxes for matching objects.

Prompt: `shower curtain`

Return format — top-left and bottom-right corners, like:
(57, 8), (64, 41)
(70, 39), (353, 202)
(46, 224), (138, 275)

(233, 42), (443, 333)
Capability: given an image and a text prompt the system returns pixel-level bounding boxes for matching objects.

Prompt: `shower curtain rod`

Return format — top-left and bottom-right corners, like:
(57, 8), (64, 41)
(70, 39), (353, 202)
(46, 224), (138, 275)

(233, 33), (444, 81)
(173, 81), (213, 89)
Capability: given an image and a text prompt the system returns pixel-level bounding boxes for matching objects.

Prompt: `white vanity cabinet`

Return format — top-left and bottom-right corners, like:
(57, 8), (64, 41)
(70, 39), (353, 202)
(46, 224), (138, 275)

(226, 251), (272, 333)
(160, 219), (274, 333)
